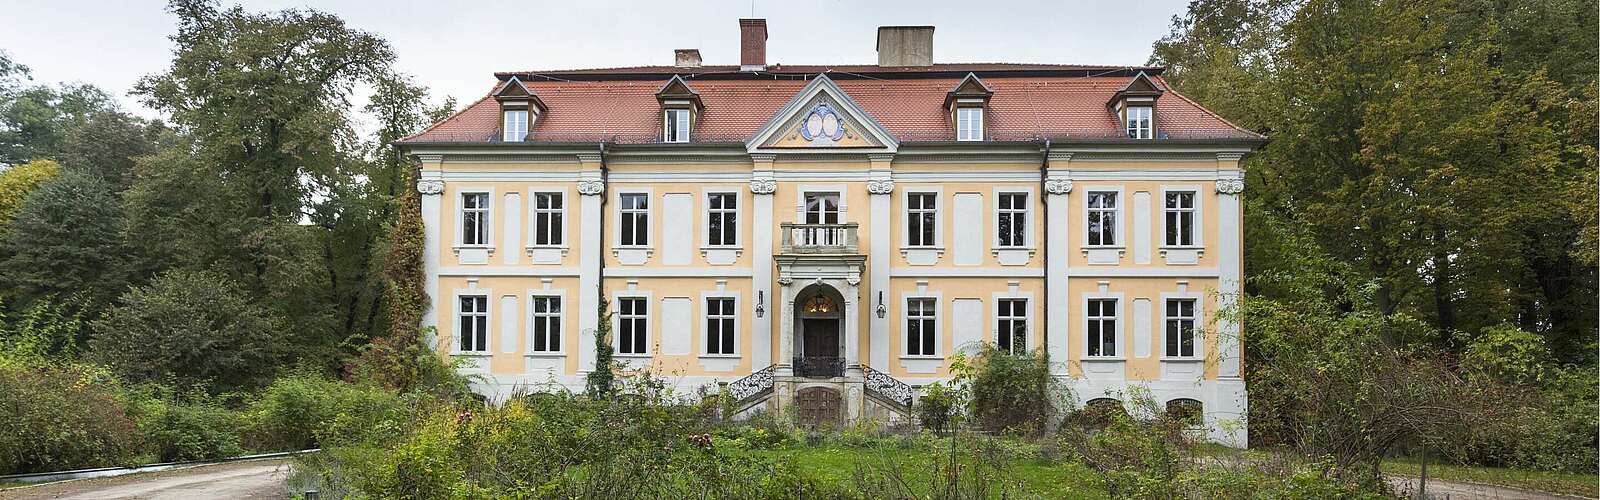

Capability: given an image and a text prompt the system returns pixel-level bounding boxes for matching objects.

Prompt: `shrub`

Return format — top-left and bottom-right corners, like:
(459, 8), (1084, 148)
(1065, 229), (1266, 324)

(127, 387), (244, 462)
(917, 382), (959, 434)
(967, 346), (1064, 435)
(0, 362), (139, 474)
(244, 373), (409, 451)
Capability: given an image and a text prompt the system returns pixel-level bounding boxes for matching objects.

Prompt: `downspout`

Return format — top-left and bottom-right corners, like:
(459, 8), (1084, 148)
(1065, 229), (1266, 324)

(597, 142), (609, 309)
(1038, 139), (1051, 357)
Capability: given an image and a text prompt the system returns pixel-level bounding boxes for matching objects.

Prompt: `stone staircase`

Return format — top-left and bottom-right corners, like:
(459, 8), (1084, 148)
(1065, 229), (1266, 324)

(724, 364), (918, 424)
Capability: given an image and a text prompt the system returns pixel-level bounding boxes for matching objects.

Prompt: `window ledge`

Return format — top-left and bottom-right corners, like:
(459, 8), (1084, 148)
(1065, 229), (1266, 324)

(452, 245), (497, 253)
(1159, 357), (1203, 362)
(451, 351), (493, 357)
(899, 355), (944, 360)
(525, 352), (566, 357)
(614, 353), (653, 359)
(699, 354), (741, 359)
(1081, 356), (1125, 362)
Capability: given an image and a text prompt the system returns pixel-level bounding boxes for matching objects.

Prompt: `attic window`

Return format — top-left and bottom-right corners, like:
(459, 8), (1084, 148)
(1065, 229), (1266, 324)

(1126, 106), (1152, 139)
(663, 108), (690, 143)
(503, 109), (529, 142)
(956, 106), (983, 141)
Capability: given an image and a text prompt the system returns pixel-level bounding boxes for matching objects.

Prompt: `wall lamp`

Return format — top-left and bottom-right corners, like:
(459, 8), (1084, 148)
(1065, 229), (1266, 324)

(875, 291), (887, 319)
(755, 291), (765, 318)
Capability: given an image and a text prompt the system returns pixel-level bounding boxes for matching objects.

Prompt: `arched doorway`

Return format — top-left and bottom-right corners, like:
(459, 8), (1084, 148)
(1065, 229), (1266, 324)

(793, 284), (845, 378)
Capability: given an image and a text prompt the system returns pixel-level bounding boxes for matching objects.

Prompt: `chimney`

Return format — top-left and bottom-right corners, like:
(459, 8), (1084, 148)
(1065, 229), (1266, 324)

(674, 49), (702, 69)
(876, 26), (935, 67)
(739, 18), (767, 71)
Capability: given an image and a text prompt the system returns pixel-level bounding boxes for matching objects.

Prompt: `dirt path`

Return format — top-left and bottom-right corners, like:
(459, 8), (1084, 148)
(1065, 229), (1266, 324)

(0, 459), (290, 500)
(1387, 474), (1594, 500)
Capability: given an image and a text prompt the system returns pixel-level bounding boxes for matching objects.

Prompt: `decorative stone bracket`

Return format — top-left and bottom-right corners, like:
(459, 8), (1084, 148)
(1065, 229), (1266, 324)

(1216, 178), (1244, 195)
(1044, 178), (1073, 195)
(749, 177), (777, 195)
(416, 179), (444, 195)
(866, 178), (894, 195)
(577, 179), (605, 196)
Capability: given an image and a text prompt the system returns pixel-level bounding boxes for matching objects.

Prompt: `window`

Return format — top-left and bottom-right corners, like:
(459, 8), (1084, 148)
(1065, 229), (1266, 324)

(531, 296), (561, 352)
(1165, 298), (1197, 358)
(804, 193), (841, 224)
(618, 297), (648, 355)
(997, 192), (1028, 247)
(956, 106), (983, 141)
(1126, 106), (1152, 139)
(461, 192), (489, 246)
(503, 109), (529, 142)
(705, 297), (735, 355)
(1087, 298), (1117, 357)
(663, 108), (690, 143)
(707, 193), (737, 246)
(458, 295), (489, 352)
(1087, 191), (1118, 246)
(997, 298), (1028, 355)
(1164, 191), (1195, 247)
(532, 192), (563, 246)
(619, 193), (649, 246)
(907, 192), (936, 247)
(906, 297), (937, 356)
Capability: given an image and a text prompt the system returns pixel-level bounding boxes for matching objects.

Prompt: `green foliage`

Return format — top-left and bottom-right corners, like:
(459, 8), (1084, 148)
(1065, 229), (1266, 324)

(244, 372), (411, 452)
(0, 362), (138, 474)
(967, 346), (1064, 435)
(126, 387), (245, 462)
(0, 170), (127, 311)
(59, 110), (160, 185)
(1461, 323), (1551, 385)
(585, 296), (616, 398)
(0, 295), (86, 364)
(0, 158), (60, 229)
(0, 79), (115, 166)
(90, 269), (286, 390)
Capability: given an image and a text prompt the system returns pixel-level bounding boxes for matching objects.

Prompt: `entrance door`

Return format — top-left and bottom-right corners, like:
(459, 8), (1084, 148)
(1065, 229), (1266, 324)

(802, 318), (839, 358)
(795, 386), (842, 427)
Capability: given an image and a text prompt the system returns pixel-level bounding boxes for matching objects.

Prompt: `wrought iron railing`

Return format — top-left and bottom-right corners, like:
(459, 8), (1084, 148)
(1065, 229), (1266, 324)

(780, 223), (859, 254)
(863, 365), (916, 409)
(726, 365), (775, 405)
(792, 356), (845, 378)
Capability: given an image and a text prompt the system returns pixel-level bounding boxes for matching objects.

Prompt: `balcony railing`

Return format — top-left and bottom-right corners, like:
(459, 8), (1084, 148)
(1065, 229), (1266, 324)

(792, 356), (845, 378)
(780, 223), (859, 254)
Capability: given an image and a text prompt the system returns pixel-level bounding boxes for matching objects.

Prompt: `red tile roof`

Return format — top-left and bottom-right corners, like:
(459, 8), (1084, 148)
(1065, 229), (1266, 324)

(401, 66), (1262, 145)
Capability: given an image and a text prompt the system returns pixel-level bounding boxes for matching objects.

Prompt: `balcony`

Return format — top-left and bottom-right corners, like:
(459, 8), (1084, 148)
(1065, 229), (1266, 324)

(793, 356), (845, 378)
(780, 223), (859, 254)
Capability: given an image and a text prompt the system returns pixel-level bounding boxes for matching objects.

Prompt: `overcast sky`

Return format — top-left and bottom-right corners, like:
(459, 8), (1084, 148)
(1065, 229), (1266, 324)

(0, 0), (1189, 125)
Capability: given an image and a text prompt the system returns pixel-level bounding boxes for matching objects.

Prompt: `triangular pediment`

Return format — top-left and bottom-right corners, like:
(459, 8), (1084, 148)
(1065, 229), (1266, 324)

(747, 74), (898, 153)
(655, 75), (699, 99)
(494, 76), (531, 98)
(1119, 71), (1163, 93)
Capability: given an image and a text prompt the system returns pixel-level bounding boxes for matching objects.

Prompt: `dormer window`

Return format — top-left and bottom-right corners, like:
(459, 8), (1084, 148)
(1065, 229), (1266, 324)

(503, 109), (529, 142)
(1126, 106), (1152, 139)
(956, 106), (984, 141)
(491, 75), (545, 143)
(945, 72), (994, 142)
(664, 108), (690, 143)
(655, 75), (702, 144)
(1109, 71), (1164, 140)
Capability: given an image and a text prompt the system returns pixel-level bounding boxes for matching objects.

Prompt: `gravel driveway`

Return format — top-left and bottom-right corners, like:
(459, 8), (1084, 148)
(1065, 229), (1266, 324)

(0, 459), (290, 500)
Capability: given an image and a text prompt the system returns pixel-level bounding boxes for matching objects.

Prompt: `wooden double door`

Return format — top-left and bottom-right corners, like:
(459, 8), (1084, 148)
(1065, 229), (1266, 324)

(795, 386), (841, 427)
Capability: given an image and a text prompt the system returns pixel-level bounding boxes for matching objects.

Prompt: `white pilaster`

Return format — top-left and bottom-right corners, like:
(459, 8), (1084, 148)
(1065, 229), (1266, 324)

(750, 163), (776, 369)
(417, 159), (444, 348)
(867, 162), (893, 369)
(577, 154), (605, 373)
(1215, 168), (1244, 379)
(1044, 153), (1073, 376)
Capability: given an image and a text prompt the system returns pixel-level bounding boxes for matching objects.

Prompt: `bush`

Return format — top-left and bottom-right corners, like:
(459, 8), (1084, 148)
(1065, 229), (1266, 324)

(127, 387), (244, 462)
(967, 346), (1063, 435)
(917, 382), (959, 434)
(245, 373), (410, 451)
(0, 362), (139, 474)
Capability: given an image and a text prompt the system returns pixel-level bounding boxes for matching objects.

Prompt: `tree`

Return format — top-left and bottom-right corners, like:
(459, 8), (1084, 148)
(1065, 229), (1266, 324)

(0, 170), (127, 313)
(59, 111), (162, 185)
(0, 159), (61, 231)
(90, 269), (285, 390)
(0, 81), (115, 167)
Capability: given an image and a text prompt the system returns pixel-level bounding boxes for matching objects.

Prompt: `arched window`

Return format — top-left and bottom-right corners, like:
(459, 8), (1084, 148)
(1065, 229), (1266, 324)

(1165, 398), (1204, 427)
(1070, 398), (1127, 430)
(803, 295), (836, 314)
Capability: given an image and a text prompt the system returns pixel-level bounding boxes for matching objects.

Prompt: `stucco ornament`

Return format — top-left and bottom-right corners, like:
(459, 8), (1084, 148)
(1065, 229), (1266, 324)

(1044, 178), (1073, 195)
(776, 276), (793, 286)
(1216, 178), (1245, 195)
(416, 179), (444, 195)
(749, 177), (778, 194)
(576, 179), (605, 196)
(866, 178), (894, 195)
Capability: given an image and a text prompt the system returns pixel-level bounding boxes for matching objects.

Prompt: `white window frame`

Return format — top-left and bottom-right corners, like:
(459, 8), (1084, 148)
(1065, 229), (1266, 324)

(1082, 291), (1125, 359)
(528, 189), (567, 248)
(663, 108), (690, 143)
(903, 188), (942, 248)
(452, 289), (493, 354)
(503, 109), (529, 142)
(795, 185), (848, 223)
(1160, 291), (1205, 360)
(1126, 106), (1152, 139)
(993, 187), (1034, 249)
(455, 189), (495, 249)
(702, 189), (741, 248)
(901, 293), (942, 358)
(1159, 185), (1204, 249)
(613, 189), (653, 248)
(612, 291), (653, 356)
(991, 290), (1034, 356)
(956, 106), (984, 141)
(527, 291), (565, 355)
(1082, 186), (1126, 249)
(700, 291), (740, 357)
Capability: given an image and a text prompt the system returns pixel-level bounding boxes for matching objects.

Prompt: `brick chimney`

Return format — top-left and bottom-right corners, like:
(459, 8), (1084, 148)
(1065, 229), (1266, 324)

(739, 19), (767, 71)
(877, 26), (935, 67)
(674, 49), (702, 69)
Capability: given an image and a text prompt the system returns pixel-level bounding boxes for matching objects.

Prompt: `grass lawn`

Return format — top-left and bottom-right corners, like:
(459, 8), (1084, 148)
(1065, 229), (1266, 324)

(746, 443), (1110, 499)
(1381, 459), (1599, 498)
